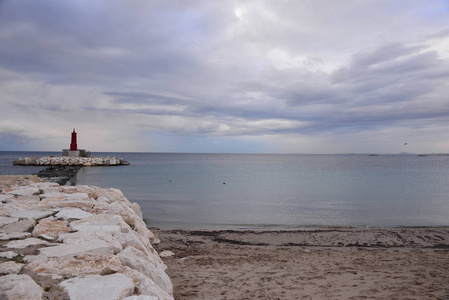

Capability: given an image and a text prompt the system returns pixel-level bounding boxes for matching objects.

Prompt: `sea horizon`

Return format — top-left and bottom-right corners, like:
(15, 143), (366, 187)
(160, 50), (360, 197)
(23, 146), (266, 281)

(2, 151), (449, 230)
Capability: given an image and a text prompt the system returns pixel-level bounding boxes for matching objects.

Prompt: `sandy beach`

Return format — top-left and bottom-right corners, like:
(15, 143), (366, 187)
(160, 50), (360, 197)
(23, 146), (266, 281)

(154, 227), (449, 300)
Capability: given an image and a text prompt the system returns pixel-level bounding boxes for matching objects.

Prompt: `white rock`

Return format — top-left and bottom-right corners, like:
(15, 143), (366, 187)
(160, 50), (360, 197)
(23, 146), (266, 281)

(59, 274), (134, 300)
(96, 188), (127, 204)
(9, 209), (55, 220)
(113, 230), (159, 262)
(38, 234), (55, 241)
(0, 216), (19, 226)
(0, 194), (13, 202)
(95, 201), (136, 225)
(124, 296), (159, 300)
(110, 157), (117, 165)
(39, 239), (114, 258)
(32, 217), (70, 238)
(61, 230), (123, 253)
(122, 267), (174, 300)
(159, 250), (175, 258)
(0, 261), (24, 274)
(0, 251), (18, 259)
(30, 182), (60, 189)
(1, 182), (173, 300)
(11, 195), (40, 204)
(39, 192), (66, 199)
(6, 237), (49, 249)
(70, 214), (131, 233)
(118, 246), (173, 295)
(72, 223), (122, 233)
(26, 253), (123, 277)
(131, 202), (143, 220)
(133, 217), (156, 242)
(0, 219), (36, 234)
(64, 193), (90, 201)
(0, 274), (44, 300)
(39, 193), (94, 209)
(4, 187), (40, 196)
(0, 232), (31, 241)
(0, 203), (19, 217)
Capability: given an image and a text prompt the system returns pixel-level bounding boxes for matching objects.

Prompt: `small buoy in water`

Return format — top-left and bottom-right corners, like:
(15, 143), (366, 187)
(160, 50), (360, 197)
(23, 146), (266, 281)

(169, 180), (172, 182)
(223, 182), (225, 184)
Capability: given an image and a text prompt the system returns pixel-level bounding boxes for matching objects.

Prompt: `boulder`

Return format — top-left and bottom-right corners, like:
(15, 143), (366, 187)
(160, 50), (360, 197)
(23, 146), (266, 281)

(159, 250), (175, 258)
(6, 237), (50, 249)
(27, 253), (123, 277)
(0, 203), (20, 217)
(124, 296), (159, 300)
(39, 239), (114, 258)
(9, 209), (55, 220)
(4, 187), (40, 196)
(0, 274), (44, 300)
(11, 195), (40, 205)
(58, 231), (123, 254)
(0, 219), (36, 234)
(0, 216), (19, 227)
(32, 217), (70, 238)
(0, 251), (18, 259)
(0, 232), (31, 241)
(117, 246), (173, 295)
(59, 274), (134, 300)
(0, 261), (24, 275)
(70, 214), (131, 234)
(121, 267), (174, 300)
(112, 230), (161, 263)
(131, 202), (143, 220)
(0, 180), (172, 300)
(30, 182), (60, 189)
(0, 194), (13, 203)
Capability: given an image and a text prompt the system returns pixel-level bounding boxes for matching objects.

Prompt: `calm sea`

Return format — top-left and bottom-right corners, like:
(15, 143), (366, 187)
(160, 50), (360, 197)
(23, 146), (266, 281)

(1, 151), (449, 229)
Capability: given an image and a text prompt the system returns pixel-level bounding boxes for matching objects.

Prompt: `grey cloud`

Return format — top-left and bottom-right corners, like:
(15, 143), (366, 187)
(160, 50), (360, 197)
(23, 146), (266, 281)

(104, 92), (189, 106)
(0, 0), (217, 84)
(424, 28), (449, 40)
(0, 128), (35, 146)
(349, 44), (425, 69)
(97, 38), (449, 135)
(10, 103), (69, 112)
(1, 0), (449, 152)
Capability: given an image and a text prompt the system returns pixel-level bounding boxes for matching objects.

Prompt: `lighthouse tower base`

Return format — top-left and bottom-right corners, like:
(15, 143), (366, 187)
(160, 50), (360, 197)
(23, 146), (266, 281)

(62, 149), (87, 157)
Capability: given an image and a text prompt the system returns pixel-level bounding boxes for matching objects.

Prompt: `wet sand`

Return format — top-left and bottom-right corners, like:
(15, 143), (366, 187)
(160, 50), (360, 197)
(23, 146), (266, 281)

(154, 227), (449, 300)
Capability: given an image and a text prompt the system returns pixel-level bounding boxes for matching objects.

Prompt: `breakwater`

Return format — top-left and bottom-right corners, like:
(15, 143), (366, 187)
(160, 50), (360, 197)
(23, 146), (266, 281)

(0, 176), (173, 300)
(13, 156), (129, 166)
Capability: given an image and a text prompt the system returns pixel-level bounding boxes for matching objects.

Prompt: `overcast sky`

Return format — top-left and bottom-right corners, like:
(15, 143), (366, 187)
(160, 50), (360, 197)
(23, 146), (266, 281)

(1, 0), (449, 154)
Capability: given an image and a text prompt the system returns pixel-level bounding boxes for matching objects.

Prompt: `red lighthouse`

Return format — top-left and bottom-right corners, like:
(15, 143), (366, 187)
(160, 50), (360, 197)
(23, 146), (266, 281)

(70, 129), (78, 151)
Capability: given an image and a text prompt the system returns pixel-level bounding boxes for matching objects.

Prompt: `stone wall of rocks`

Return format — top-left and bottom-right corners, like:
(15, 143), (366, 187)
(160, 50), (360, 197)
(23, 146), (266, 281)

(13, 156), (129, 166)
(0, 180), (173, 300)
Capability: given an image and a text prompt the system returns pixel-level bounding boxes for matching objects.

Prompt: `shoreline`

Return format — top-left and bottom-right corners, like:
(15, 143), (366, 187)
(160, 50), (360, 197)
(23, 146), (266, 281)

(154, 227), (449, 300)
(149, 224), (449, 231)
(154, 227), (449, 249)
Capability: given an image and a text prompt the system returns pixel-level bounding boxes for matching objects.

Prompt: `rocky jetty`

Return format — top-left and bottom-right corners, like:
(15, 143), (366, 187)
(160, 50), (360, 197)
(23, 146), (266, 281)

(13, 156), (129, 166)
(0, 177), (173, 300)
